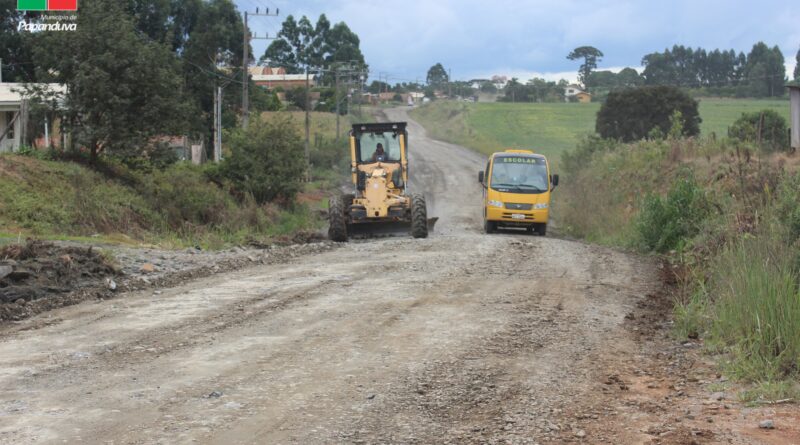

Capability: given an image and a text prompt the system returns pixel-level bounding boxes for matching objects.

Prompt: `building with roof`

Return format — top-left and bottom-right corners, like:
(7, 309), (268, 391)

(564, 84), (592, 103)
(1, 83), (66, 152)
(249, 66), (317, 90)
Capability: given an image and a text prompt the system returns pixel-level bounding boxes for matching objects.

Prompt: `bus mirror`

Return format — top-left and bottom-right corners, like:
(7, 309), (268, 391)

(551, 174), (560, 187)
(478, 171), (484, 183)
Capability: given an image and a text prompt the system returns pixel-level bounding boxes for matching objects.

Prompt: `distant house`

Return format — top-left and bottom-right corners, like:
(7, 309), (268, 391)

(574, 92), (592, 103)
(250, 66), (317, 90)
(491, 75), (508, 90)
(564, 84), (592, 103)
(469, 79), (490, 89)
(408, 91), (425, 103)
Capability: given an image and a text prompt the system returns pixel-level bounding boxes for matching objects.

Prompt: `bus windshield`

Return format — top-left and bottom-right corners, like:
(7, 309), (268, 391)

(490, 156), (549, 193)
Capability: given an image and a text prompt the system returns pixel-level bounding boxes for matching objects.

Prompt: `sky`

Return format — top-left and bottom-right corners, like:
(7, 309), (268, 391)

(236, 0), (800, 84)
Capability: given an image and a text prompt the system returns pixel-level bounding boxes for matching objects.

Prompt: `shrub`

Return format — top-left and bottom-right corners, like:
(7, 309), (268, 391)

(220, 116), (306, 204)
(141, 163), (237, 229)
(729, 109), (788, 152)
(596, 85), (701, 142)
(560, 135), (618, 175)
(310, 136), (348, 171)
(636, 174), (709, 252)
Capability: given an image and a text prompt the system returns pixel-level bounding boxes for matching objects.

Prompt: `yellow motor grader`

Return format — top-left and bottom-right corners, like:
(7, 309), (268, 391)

(328, 122), (431, 242)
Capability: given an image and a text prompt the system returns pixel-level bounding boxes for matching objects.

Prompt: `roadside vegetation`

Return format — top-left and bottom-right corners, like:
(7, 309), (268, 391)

(0, 112), (356, 249)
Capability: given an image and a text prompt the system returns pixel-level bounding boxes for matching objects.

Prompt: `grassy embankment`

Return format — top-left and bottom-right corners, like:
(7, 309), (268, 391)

(0, 111), (355, 249)
(412, 98), (800, 401)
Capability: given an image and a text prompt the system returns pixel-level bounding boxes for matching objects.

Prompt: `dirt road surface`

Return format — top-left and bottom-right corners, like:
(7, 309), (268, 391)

(0, 109), (790, 444)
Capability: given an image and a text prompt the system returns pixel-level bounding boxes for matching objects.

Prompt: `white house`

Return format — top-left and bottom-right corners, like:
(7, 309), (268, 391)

(0, 83), (65, 152)
(564, 84), (584, 97)
(0, 84), (25, 153)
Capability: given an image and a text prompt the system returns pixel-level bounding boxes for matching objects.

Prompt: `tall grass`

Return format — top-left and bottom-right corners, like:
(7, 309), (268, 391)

(710, 233), (800, 381)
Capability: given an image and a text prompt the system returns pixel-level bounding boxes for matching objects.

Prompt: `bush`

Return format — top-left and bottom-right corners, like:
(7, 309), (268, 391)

(220, 116), (306, 204)
(285, 87), (308, 110)
(141, 163), (237, 229)
(596, 85), (701, 142)
(729, 109), (788, 152)
(636, 174), (709, 252)
(310, 136), (348, 171)
(560, 135), (618, 175)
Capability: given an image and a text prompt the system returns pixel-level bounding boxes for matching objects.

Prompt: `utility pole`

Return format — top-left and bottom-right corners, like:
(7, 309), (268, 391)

(213, 84), (218, 161)
(448, 68), (452, 98)
(217, 86), (223, 160)
(241, 7), (278, 129)
(304, 67), (311, 180)
(44, 115), (49, 148)
(335, 70), (341, 139)
(213, 86), (223, 162)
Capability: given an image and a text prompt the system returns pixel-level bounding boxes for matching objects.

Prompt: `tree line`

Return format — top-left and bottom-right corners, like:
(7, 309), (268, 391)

(640, 43), (789, 97)
(566, 42), (798, 99)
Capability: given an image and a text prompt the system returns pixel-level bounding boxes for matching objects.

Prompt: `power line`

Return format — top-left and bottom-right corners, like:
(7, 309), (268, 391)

(241, 6), (279, 129)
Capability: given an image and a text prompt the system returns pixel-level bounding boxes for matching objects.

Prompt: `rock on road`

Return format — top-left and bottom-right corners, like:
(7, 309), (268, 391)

(0, 108), (659, 444)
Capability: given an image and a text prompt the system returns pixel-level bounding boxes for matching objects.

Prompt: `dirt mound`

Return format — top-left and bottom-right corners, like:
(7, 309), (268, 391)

(0, 240), (118, 309)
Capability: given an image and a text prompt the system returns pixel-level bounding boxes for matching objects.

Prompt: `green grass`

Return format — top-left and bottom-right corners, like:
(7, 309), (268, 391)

(410, 98), (791, 170)
(0, 154), (323, 249)
(697, 98), (790, 138)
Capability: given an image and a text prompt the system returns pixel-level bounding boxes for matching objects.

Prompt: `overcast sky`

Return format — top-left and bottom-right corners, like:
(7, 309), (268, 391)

(237, 0), (800, 83)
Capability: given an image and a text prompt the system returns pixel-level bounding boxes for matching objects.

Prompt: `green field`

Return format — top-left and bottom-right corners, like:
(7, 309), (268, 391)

(696, 98), (789, 137)
(410, 98), (791, 167)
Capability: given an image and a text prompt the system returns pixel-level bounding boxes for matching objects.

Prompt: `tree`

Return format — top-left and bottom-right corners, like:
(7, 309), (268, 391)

(179, 0), (244, 136)
(642, 51), (677, 85)
(595, 86), (701, 142)
(368, 80), (391, 94)
(567, 46), (603, 89)
(794, 46), (800, 80)
(220, 116), (305, 204)
(616, 68), (644, 88)
(744, 42), (786, 97)
(426, 63), (449, 88)
(32, 0), (189, 161)
(262, 14), (366, 79)
(0, 0), (37, 82)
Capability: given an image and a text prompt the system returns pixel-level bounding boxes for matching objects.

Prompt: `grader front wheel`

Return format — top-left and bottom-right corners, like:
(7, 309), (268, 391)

(411, 194), (428, 239)
(328, 195), (348, 242)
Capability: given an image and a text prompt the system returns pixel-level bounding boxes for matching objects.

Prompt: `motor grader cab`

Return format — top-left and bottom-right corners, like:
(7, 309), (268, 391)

(328, 122), (429, 242)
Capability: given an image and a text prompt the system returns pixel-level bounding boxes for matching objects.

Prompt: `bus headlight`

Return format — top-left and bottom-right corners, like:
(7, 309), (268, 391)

(488, 200), (503, 208)
(533, 203), (549, 209)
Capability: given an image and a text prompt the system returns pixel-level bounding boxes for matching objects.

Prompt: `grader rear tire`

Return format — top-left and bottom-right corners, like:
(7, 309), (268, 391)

(410, 194), (428, 239)
(328, 195), (348, 242)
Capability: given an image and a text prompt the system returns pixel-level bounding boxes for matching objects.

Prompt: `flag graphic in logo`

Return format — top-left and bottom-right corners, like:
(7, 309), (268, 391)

(17, 0), (77, 11)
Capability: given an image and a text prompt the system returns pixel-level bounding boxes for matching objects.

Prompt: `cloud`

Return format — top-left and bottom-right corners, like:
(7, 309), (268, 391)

(245, 0), (800, 82)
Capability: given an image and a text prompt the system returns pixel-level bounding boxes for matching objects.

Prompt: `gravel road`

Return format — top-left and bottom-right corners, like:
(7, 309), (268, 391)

(0, 108), (666, 444)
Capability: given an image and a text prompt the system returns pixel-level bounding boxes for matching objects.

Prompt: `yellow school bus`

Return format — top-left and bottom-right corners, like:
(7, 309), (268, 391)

(478, 150), (559, 235)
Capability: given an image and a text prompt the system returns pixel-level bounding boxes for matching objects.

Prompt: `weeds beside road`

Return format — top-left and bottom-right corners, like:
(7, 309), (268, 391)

(559, 134), (800, 401)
